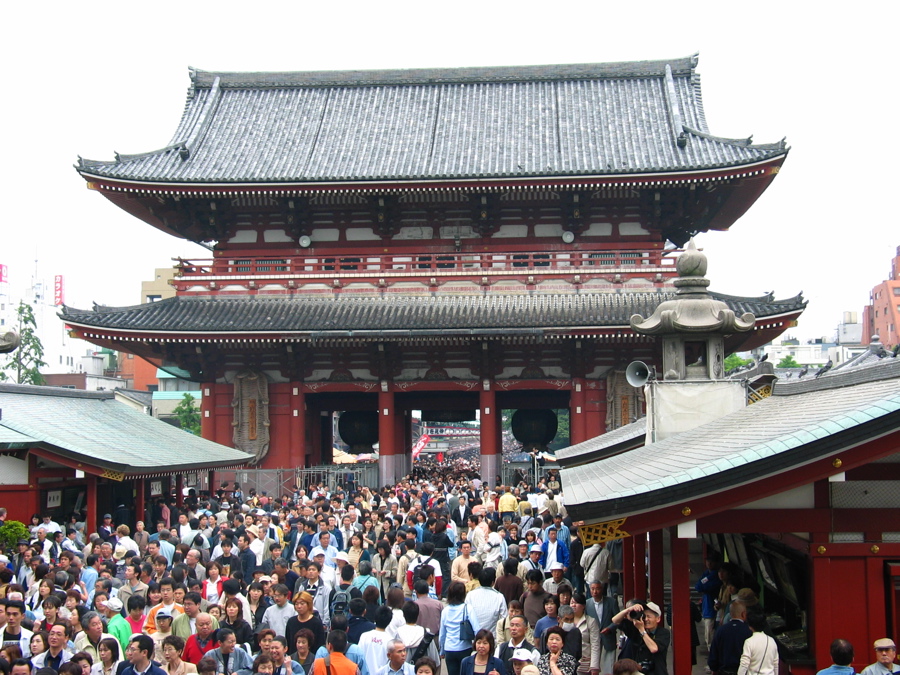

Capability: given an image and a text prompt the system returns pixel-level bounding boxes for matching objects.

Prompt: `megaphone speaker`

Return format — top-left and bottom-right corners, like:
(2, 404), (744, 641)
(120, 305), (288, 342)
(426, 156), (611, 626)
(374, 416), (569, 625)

(626, 360), (651, 388)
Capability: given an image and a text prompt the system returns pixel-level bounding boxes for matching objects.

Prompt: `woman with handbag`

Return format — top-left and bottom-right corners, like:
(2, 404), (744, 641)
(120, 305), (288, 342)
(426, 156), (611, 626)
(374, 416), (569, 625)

(439, 582), (481, 675)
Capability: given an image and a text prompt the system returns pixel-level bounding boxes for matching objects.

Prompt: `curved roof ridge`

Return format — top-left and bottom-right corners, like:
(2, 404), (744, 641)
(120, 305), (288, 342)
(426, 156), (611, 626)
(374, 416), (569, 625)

(710, 290), (805, 306)
(189, 56), (699, 89)
(684, 125), (788, 152)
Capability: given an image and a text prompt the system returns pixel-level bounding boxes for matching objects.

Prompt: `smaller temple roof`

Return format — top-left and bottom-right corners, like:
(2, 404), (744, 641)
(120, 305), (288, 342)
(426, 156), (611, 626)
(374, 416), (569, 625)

(554, 416), (646, 464)
(561, 357), (900, 526)
(60, 290), (806, 338)
(76, 56), (787, 187)
(0, 383), (250, 477)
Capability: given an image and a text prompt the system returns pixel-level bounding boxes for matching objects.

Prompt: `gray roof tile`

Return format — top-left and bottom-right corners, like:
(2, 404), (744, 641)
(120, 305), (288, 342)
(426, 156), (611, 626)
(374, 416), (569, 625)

(560, 363), (900, 523)
(0, 384), (250, 474)
(77, 56), (786, 185)
(59, 291), (806, 335)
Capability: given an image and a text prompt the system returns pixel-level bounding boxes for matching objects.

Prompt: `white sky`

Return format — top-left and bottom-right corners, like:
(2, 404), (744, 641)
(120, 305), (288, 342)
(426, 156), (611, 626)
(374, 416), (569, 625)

(2, 2), (897, 343)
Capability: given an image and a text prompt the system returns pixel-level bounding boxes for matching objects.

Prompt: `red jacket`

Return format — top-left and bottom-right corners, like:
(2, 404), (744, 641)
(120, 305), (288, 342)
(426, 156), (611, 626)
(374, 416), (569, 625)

(182, 635), (219, 665)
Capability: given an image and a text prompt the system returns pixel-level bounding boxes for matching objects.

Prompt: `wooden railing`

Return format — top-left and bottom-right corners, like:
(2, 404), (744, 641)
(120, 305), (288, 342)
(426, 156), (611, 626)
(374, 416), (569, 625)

(173, 249), (678, 280)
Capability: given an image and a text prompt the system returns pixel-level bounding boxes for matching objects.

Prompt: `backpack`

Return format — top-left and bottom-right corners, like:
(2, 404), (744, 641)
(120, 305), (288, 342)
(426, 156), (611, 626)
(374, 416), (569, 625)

(407, 555), (434, 590)
(331, 587), (351, 619)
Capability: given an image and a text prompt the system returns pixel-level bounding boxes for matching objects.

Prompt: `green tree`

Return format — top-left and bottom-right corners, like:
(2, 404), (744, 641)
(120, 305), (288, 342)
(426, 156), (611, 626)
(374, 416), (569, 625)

(724, 353), (752, 371)
(0, 520), (30, 554)
(777, 355), (802, 369)
(0, 302), (46, 385)
(173, 392), (201, 435)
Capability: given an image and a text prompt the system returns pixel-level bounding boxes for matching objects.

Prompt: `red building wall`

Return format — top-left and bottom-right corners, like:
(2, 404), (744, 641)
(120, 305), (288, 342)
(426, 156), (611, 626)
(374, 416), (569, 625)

(862, 246), (900, 348)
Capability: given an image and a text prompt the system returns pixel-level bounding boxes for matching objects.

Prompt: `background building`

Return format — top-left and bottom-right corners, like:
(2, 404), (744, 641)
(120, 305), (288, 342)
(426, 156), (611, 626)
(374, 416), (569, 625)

(862, 245), (900, 348)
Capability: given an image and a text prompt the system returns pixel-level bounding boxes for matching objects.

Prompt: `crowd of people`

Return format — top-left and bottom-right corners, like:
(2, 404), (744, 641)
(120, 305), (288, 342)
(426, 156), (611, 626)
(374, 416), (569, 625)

(1, 469), (895, 675)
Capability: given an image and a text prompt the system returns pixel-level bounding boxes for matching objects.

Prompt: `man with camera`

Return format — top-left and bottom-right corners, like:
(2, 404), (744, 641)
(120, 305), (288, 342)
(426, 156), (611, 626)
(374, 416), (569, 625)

(610, 601), (670, 675)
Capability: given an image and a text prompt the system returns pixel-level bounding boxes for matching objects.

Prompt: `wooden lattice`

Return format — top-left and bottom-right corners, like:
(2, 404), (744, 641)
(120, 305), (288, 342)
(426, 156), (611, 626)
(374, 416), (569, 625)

(579, 518), (629, 545)
(748, 384), (773, 404)
(100, 469), (125, 482)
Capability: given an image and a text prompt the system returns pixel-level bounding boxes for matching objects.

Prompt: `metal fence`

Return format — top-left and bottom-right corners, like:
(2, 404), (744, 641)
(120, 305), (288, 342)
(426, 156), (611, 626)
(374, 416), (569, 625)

(227, 464), (380, 496)
(223, 461), (539, 497)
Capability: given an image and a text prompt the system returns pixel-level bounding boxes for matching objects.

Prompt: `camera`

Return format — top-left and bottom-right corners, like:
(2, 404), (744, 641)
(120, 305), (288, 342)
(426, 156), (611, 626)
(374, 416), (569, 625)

(639, 660), (654, 674)
(629, 609), (644, 621)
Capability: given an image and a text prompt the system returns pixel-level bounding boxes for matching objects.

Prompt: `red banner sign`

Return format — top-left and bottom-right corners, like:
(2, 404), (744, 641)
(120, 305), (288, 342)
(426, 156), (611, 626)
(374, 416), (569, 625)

(411, 434), (431, 459)
(54, 275), (64, 306)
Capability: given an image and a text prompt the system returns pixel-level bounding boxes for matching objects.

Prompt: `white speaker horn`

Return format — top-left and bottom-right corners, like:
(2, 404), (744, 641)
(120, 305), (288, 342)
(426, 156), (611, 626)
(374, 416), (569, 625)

(625, 360), (651, 388)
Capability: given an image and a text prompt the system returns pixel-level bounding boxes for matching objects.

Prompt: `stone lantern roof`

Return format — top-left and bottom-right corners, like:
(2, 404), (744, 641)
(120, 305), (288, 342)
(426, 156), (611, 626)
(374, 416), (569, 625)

(630, 240), (756, 336)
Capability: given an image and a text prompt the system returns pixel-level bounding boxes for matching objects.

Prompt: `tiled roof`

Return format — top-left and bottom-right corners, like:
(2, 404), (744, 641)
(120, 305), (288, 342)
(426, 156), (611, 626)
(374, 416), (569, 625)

(76, 56), (787, 185)
(555, 417), (646, 464)
(0, 384), (250, 475)
(560, 359), (900, 523)
(59, 291), (806, 335)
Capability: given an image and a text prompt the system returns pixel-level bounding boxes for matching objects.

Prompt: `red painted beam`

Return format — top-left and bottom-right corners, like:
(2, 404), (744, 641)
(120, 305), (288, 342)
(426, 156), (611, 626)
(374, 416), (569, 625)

(845, 463), (900, 480)
(29, 447), (108, 477)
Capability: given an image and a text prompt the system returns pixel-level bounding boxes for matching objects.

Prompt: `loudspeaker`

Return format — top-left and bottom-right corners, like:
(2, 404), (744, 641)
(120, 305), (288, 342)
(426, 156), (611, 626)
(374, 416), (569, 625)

(625, 360), (651, 388)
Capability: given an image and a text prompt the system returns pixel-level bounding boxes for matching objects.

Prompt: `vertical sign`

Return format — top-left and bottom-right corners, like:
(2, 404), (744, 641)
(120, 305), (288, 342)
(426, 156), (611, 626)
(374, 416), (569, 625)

(54, 275), (64, 306)
(0, 264), (7, 283)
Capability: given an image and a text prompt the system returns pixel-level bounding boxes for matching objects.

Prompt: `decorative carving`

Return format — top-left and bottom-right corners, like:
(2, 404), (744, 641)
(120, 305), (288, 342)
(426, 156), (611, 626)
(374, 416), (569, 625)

(0, 331), (20, 354)
(579, 519), (629, 545)
(232, 370), (271, 465)
(748, 384), (773, 404)
(606, 370), (644, 429)
(100, 469), (125, 482)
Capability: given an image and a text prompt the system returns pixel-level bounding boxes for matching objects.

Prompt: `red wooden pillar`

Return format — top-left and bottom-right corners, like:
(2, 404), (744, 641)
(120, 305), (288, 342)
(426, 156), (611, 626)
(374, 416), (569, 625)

(176, 474), (184, 507)
(585, 383), (605, 439)
(570, 378), (587, 444)
(86, 475), (98, 537)
(396, 407), (411, 478)
(135, 479), (146, 528)
(378, 389), (397, 486)
(290, 383), (306, 467)
(670, 528), (692, 675)
(201, 383), (215, 441)
(208, 471), (216, 499)
(27, 453), (41, 518)
(622, 536), (634, 601)
(479, 386), (499, 487)
(648, 529), (664, 605)
(632, 533), (647, 600)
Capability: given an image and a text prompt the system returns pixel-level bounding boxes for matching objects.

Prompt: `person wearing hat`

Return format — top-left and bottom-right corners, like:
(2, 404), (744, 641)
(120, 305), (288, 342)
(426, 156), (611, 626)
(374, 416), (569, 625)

(151, 610), (176, 661)
(861, 638), (899, 675)
(102, 596), (131, 652)
(519, 545), (544, 581)
(99, 514), (115, 542)
(610, 601), (670, 675)
(543, 563), (566, 595)
(244, 524), (265, 566)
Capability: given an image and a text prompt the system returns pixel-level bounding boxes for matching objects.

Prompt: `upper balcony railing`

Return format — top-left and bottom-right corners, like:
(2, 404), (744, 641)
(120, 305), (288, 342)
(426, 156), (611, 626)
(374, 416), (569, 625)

(175, 249), (677, 278)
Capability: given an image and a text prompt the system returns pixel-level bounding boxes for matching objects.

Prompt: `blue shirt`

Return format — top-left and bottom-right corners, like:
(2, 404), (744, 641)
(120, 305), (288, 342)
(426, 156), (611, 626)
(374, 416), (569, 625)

(816, 666), (855, 675)
(439, 603), (480, 654)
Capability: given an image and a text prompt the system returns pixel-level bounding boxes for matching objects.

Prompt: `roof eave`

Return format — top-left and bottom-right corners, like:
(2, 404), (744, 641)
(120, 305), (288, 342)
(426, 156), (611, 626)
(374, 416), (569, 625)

(76, 155), (787, 196)
(564, 409), (900, 529)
